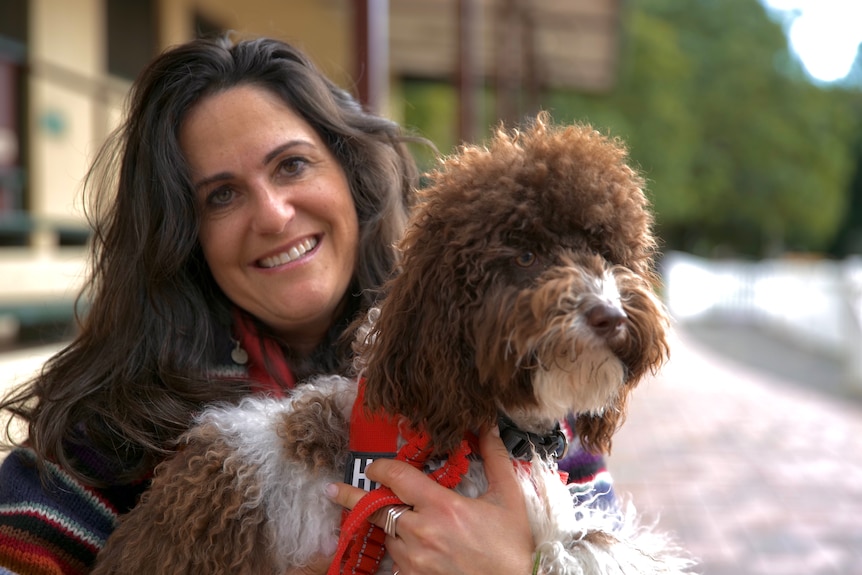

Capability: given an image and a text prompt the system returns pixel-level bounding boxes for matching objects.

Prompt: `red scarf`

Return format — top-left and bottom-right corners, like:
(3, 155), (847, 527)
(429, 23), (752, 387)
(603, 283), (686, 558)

(232, 308), (296, 395)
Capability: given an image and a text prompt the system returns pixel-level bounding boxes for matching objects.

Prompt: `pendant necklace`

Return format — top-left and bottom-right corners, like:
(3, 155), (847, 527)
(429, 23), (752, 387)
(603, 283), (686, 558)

(231, 338), (249, 365)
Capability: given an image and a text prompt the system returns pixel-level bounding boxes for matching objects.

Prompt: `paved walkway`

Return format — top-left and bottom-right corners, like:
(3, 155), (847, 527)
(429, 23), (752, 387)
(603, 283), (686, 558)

(610, 326), (862, 575)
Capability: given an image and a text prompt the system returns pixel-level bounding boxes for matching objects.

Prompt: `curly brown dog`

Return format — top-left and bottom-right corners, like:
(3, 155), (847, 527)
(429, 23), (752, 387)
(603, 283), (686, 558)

(92, 113), (693, 575)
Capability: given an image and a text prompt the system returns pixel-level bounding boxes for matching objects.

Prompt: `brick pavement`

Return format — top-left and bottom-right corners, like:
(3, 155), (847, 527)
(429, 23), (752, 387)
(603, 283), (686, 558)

(609, 327), (862, 575)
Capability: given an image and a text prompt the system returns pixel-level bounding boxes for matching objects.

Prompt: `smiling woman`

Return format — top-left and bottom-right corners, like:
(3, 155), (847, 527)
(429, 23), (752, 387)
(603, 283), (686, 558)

(182, 85), (360, 354)
(0, 35), (424, 574)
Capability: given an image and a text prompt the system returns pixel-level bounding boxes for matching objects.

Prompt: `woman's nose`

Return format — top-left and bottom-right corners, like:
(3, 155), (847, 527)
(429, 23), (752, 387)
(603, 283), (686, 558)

(250, 185), (295, 234)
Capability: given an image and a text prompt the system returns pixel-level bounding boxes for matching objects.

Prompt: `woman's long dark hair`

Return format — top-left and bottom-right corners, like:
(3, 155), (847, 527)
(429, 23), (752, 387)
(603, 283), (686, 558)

(0, 35), (421, 485)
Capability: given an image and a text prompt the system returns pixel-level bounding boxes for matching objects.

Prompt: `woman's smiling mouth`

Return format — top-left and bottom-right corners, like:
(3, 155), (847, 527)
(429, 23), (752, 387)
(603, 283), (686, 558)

(257, 236), (319, 268)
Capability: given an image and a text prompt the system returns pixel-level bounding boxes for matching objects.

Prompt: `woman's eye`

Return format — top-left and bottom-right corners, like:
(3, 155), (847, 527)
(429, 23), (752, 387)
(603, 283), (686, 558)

(514, 251), (537, 267)
(207, 187), (235, 207)
(279, 157), (307, 176)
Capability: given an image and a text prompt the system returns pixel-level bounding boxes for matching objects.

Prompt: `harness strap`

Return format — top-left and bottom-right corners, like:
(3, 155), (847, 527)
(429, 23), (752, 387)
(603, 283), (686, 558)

(335, 486), (402, 575)
(327, 385), (473, 575)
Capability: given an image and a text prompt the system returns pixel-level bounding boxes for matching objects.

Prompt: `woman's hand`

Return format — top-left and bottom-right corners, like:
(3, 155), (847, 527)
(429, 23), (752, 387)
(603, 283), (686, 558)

(326, 426), (535, 575)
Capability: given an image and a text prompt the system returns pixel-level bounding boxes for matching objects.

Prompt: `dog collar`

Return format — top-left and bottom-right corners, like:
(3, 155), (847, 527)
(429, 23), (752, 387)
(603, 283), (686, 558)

(498, 414), (568, 460)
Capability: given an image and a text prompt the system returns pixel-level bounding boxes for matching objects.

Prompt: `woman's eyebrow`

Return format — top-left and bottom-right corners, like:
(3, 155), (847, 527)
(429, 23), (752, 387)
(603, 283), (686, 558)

(193, 171), (232, 192)
(262, 139), (314, 166)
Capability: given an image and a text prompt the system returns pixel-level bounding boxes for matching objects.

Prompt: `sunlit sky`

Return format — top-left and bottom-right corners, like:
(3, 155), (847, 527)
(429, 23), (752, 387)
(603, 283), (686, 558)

(761, 0), (862, 82)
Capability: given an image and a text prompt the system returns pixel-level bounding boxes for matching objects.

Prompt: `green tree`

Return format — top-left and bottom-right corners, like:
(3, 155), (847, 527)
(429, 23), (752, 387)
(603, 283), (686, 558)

(553, 0), (860, 257)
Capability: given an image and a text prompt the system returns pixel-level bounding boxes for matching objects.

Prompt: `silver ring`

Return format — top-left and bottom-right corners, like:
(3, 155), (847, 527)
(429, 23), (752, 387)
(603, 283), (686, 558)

(383, 504), (412, 538)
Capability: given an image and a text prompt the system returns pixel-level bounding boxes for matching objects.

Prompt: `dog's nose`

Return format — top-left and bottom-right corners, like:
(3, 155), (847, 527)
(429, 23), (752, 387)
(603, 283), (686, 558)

(586, 303), (627, 338)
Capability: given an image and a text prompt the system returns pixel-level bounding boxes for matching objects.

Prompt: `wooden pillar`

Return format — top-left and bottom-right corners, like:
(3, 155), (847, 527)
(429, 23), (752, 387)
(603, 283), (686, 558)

(494, 0), (520, 126)
(353, 0), (389, 114)
(457, 0), (480, 143)
(0, 49), (23, 214)
(521, 5), (541, 117)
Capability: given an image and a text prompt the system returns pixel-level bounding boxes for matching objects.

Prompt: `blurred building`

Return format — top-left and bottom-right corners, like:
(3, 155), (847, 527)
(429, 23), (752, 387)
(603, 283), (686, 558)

(0, 0), (621, 344)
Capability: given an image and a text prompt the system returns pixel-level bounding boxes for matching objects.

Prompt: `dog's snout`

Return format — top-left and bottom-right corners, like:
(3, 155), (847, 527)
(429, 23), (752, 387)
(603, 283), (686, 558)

(586, 302), (626, 338)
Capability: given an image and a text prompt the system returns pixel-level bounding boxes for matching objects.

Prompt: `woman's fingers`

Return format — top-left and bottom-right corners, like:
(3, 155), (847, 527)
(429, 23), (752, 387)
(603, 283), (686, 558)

(324, 461), (433, 534)
(364, 456), (447, 509)
(325, 427), (535, 575)
(325, 451), (452, 512)
(324, 481), (366, 512)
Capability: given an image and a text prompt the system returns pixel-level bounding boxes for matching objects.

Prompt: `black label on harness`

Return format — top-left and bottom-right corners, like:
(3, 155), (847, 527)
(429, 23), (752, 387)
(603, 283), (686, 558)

(344, 452), (397, 491)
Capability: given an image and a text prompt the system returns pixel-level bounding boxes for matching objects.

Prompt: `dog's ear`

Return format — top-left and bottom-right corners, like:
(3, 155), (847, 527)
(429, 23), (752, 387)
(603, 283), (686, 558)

(574, 391), (629, 455)
(359, 222), (499, 456)
(613, 266), (671, 382)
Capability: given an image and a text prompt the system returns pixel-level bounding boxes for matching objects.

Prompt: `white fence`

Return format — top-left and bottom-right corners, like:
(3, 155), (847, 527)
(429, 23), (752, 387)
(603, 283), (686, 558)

(663, 251), (862, 392)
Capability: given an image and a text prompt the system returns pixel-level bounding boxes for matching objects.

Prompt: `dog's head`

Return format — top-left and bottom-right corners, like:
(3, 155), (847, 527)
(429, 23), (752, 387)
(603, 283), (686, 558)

(359, 113), (669, 456)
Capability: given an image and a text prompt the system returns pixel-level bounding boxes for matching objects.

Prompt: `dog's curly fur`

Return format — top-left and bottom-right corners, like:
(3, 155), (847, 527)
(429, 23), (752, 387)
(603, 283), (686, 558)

(92, 113), (694, 575)
(360, 113), (666, 459)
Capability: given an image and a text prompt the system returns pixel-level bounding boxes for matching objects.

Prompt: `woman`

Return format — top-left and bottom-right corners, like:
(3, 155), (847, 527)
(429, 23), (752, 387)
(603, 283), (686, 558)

(0, 36), (608, 575)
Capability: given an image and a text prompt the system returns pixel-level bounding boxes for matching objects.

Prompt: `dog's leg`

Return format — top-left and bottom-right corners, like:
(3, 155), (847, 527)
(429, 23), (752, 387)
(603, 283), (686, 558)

(256, 376), (357, 572)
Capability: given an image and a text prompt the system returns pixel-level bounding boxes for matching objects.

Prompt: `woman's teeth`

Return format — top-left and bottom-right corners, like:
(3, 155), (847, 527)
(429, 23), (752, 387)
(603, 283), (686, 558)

(259, 237), (318, 268)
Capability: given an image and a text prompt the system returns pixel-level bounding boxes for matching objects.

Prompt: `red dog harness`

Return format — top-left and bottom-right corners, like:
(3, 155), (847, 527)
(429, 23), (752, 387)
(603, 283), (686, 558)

(327, 380), (473, 575)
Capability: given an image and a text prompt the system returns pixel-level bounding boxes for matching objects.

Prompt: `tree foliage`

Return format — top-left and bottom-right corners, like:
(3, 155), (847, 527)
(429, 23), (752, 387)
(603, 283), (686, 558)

(402, 0), (862, 258)
(547, 0), (861, 257)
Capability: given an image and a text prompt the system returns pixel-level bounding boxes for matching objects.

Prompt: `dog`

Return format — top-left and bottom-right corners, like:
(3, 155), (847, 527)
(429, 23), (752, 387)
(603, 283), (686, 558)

(92, 113), (694, 575)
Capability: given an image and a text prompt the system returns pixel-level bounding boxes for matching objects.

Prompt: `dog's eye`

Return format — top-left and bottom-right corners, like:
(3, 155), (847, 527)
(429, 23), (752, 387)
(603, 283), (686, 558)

(514, 251), (537, 267)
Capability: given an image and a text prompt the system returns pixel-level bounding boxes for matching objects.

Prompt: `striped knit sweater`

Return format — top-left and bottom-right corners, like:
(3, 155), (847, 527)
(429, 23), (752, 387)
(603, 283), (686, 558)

(558, 414), (617, 509)
(0, 446), (147, 575)
(0, 330), (247, 574)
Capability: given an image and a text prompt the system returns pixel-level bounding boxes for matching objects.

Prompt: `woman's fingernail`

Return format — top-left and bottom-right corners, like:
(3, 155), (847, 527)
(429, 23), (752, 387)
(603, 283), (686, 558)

(324, 483), (338, 499)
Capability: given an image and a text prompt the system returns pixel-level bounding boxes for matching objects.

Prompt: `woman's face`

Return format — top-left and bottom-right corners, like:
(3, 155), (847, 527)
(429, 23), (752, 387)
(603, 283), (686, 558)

(180, 84), (359, 352)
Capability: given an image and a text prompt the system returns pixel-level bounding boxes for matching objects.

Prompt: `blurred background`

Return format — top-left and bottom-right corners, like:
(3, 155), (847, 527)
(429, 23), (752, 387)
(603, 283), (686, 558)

(0, 1), (860, 573)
